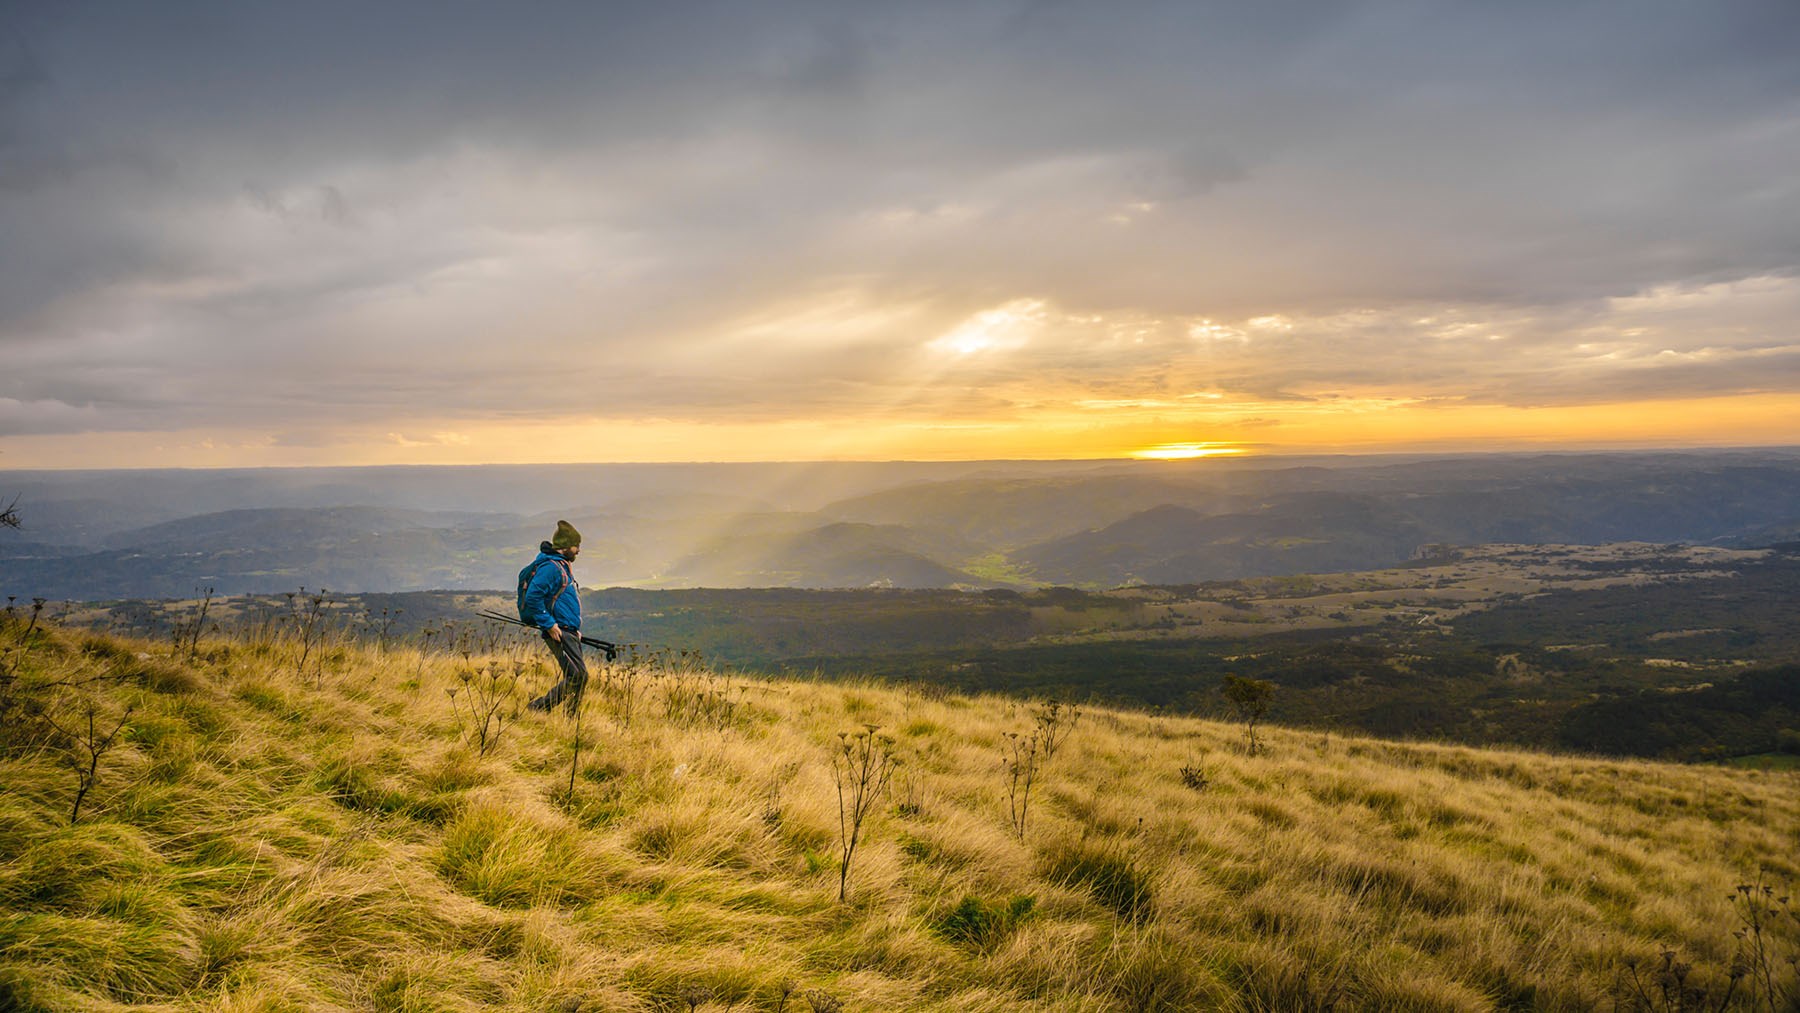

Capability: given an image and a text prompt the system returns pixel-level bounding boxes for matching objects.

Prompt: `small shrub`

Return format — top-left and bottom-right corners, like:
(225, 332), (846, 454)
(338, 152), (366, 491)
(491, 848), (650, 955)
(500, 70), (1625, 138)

(1222, 674), (1274, 756)
(42, 697), (134, 824)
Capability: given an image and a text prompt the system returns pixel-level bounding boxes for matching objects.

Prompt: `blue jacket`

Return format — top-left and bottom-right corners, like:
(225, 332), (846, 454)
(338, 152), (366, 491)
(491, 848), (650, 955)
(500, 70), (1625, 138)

(521, 549), (581, 632)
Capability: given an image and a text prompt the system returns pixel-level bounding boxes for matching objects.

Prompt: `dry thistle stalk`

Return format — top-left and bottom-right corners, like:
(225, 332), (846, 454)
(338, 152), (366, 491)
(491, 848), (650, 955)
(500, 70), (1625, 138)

(174, 585), (214, 658)
(1032, 698), (1079, 761)
(447, 662), (519, 757)
(1, 597), (49, 701)
(1001, 730), (1040, 840)
(292, 588), (332, 686)
(1729, 876), (1798, 1011)
(830, 724), (900, 902)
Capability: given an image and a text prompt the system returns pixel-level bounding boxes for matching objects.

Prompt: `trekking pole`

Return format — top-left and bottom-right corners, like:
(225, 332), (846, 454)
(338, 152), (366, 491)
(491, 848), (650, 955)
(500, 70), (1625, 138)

(475, 610), (619, 661)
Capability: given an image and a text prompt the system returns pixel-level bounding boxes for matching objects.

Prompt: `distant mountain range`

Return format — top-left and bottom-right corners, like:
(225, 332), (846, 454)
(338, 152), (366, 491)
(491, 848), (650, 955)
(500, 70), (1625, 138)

(4, 449), (1799, 600)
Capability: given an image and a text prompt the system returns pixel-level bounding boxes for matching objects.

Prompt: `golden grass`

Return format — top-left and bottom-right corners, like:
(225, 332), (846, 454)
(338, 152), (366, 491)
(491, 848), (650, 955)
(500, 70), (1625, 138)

(1, 616), (1796, 1011)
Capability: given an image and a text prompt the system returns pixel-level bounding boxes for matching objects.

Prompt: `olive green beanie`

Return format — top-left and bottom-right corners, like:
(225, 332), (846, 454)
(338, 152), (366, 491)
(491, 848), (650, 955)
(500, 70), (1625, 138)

(550, 519), (582, 550)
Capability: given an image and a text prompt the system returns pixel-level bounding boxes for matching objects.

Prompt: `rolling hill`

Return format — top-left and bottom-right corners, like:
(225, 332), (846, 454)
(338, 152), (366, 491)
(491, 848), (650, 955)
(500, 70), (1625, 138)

(1, 613), (1796, 1010)
(6, 450), (1800, 599)
(664, 521), (984, 589)
(1014, 494), (1428, 585)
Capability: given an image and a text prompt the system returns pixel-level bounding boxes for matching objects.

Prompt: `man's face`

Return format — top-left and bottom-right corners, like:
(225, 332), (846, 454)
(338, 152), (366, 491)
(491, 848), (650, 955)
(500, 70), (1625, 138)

(564, 544), (581, 560)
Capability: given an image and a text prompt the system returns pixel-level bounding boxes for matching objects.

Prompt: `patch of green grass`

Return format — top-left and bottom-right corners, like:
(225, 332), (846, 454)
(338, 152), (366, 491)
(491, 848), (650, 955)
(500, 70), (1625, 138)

(960, 553), (1038, 585)
(235, 680), (307, 722)
(930, 894), (1035, 952)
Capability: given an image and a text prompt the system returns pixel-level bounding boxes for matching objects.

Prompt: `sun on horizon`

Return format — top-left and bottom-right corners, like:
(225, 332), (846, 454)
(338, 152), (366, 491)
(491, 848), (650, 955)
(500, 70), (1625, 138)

(1130, 442), (1251, 461)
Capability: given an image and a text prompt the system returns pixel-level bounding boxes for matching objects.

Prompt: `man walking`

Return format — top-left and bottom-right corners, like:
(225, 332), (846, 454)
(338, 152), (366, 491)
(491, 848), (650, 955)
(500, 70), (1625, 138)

(520, 520), (587, 713)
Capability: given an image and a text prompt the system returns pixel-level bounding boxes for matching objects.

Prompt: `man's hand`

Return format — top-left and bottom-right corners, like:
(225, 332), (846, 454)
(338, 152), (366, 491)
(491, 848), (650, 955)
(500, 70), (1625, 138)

(547, 625), (562, 643)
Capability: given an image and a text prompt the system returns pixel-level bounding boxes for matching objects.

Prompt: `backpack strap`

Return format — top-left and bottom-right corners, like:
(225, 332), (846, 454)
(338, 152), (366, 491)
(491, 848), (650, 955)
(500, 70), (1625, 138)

(546, 557), (572, 604)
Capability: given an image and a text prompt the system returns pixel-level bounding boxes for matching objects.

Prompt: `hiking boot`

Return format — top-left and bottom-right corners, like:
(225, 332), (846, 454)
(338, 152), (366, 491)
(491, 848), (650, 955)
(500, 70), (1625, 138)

(526, 696), (552, 713)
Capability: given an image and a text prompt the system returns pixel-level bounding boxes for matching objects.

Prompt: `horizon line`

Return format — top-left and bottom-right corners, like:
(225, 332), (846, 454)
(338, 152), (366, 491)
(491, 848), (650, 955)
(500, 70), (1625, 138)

(4, 442), (1800, 475)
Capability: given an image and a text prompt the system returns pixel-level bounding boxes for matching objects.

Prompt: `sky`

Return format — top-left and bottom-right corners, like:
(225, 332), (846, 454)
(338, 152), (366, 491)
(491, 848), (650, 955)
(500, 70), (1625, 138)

(2, 0), (1797, 468)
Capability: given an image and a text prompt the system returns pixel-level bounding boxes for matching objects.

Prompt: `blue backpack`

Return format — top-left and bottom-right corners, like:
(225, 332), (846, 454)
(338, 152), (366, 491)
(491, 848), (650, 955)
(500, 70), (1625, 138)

(516, 556), (571, 624)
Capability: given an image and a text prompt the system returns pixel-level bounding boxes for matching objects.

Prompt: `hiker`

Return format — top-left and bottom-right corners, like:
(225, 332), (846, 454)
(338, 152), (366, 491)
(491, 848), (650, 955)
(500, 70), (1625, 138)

(520, 520), (587, 713)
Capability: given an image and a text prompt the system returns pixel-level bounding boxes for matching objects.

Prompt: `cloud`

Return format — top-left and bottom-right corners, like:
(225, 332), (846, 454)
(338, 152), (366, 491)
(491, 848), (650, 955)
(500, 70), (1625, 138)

(0, 396), (105, 436)
(387, 431), (472, 448)
(1, 1), (1797, 451)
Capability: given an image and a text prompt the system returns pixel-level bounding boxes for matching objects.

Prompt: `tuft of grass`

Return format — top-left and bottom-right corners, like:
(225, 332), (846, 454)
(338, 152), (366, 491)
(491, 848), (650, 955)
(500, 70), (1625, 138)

(930, 894), (1036, 953)
(437, 797), (615, 909)
(0, 894), (199, 1002)
(1041, 838), (1156, 924)
(0, 820), (166, 913)
(360, 950), (504, 1013)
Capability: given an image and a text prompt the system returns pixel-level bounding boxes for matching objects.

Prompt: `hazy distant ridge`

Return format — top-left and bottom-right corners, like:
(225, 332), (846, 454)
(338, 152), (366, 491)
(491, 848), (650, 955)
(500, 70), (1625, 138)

(5, 451), (1799, 600)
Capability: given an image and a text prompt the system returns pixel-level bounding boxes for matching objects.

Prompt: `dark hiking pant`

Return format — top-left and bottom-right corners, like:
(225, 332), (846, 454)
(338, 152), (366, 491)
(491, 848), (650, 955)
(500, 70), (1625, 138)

(529, 629), (588, 713)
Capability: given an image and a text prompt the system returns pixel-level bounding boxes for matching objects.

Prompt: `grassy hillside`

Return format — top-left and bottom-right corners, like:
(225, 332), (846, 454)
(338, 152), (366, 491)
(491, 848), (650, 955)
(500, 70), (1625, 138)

(3, 612), (1798, 1011)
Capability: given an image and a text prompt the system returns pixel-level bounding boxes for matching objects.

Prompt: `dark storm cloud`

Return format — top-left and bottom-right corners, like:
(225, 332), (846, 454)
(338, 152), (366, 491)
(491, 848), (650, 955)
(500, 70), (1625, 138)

(2, 0), (1798, 441)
